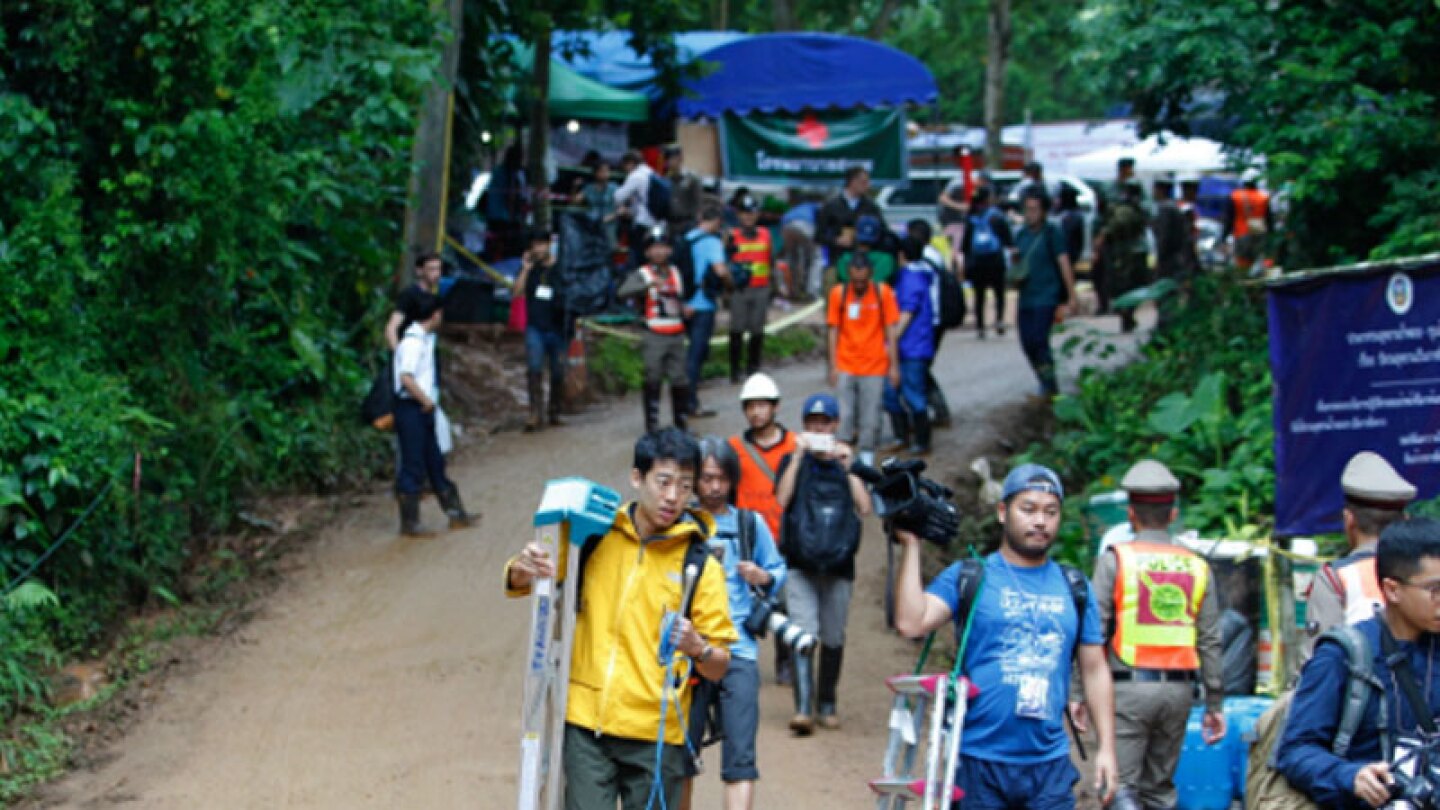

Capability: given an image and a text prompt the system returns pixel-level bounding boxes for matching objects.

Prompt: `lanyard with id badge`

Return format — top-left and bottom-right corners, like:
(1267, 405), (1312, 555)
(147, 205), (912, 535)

(841, 280), (875, 326)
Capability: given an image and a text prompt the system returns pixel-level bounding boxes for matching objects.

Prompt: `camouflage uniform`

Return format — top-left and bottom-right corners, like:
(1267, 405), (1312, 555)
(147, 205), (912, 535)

(1099, 181), (1150, 332)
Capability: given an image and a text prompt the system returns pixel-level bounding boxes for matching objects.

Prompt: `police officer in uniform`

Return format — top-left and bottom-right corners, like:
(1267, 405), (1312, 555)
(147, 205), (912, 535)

(1079, 460), (1225, 810)
(1302, 450), (1415, 659)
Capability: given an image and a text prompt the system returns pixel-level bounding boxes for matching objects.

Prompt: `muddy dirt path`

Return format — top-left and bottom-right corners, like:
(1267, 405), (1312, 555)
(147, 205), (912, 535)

(33, 311), (1141, 809)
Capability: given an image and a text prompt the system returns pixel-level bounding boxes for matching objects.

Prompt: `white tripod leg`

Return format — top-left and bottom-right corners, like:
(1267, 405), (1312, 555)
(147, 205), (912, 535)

(516, 478), (620, 810)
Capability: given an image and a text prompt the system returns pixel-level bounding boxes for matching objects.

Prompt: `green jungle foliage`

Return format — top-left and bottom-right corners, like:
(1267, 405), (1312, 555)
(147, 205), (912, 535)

(0, 0), (444, 733)
(1022, 274), (1274, 569)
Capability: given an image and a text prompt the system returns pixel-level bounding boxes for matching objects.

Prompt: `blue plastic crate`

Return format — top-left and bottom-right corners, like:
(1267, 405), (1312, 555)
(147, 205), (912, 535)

(1174, 696), (1275, 810)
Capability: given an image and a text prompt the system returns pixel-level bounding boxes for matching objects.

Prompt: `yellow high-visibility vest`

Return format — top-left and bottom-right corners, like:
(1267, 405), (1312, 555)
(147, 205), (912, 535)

(1112, 541), (1208, 669)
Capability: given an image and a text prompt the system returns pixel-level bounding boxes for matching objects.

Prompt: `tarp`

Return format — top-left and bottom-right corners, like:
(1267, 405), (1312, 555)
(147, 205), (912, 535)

(1267, 255), (1440, 536)
(511, 44), (650, 122)
(721, 108), (908, 185)
(552, 31), (746, 101)
(1063, 134), (1230, 179)
(679, 33), (937, 118)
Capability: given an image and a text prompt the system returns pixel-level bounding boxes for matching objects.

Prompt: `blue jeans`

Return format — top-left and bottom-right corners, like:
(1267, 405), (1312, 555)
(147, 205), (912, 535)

(883, 358), (931, 416)
(958, 754), (1078, 810)
(394, 399), (452, 496)
(1018, 305), (1058, 395)
(525, 326), (565, 379)
(684, 308), (717, 411)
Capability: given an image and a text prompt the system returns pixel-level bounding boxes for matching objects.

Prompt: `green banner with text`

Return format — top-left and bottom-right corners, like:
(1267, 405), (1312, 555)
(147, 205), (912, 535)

(720, 108), (908, 185)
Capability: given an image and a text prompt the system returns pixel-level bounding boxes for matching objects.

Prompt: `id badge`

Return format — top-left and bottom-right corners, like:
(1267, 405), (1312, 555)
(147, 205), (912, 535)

(1016, 674), (1050, 719)
(847, 302), (861, 320)
(536, 285), (554, 301)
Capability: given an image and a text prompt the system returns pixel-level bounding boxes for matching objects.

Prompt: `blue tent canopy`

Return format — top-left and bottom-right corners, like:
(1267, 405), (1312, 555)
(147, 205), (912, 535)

(677, 34), (937, 119)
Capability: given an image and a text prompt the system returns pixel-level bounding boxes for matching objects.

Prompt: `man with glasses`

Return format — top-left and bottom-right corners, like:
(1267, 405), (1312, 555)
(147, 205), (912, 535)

(1278, 518), (1440, 810)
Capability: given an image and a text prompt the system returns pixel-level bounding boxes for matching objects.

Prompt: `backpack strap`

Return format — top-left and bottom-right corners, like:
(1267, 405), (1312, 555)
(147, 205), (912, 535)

(1323, 624), (1388, 759)
(738, 438), (778, 485)
(575, 507), (711, 620)
(1059, 564), (1090, 662)
(950, 558), (987, 679)
(736, 508), (757, 564)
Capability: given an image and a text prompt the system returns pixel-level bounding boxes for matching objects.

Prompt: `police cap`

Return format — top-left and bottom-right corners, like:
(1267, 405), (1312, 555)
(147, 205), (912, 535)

(1121, 459), (1181, 505)
(1341, 451), (1416, 509)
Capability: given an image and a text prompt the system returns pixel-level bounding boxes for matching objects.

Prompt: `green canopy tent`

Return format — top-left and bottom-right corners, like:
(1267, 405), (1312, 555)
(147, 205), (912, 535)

(509, 44), (649, 122)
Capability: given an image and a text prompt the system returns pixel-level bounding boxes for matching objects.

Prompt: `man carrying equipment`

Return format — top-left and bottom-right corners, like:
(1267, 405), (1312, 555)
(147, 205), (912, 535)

(618, 224), (692, 434)
(893, 463), (1118, 810)
(1081, 460), (1224, 810)
(505, 429), (737, 810)
(1303, 451), (1416, 658)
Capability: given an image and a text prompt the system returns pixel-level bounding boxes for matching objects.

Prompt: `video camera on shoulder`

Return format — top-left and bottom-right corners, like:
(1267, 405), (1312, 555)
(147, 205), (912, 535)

(850, 458), (960, 547)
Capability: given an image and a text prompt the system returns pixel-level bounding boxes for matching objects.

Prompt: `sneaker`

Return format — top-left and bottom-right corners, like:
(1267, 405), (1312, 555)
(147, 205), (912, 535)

(818, 711), (841, 730)
(789, 714), (815, 736)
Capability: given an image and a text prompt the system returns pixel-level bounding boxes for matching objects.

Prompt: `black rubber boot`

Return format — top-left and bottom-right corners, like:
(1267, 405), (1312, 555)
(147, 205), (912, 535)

(728, 334), (744, 384)
(910, 411), (932, 456)
(927, 370), (951, 427)
(817, 645), (844, 729)
(398, 493), (436, 537)
(746, 332), (765, 376)
(671, 385), (691, 433)
(774, 635), (792, 685)
(642, 383), (662, 434)
(438, 485), (477, 528)
(524, 371), (544, 433)
(547, 370), (566, 426)
(886, 410), (911, 452)
(789, 649), (815, 736)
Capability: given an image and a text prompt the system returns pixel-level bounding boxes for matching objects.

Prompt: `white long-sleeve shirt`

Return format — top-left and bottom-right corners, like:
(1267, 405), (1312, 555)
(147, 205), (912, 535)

(614, 164), (655, 227)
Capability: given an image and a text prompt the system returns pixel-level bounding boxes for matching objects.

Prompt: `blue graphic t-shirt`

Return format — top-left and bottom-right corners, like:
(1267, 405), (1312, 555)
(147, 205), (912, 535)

(926, 553), (1102, 763)
(686, 228), (725, 311)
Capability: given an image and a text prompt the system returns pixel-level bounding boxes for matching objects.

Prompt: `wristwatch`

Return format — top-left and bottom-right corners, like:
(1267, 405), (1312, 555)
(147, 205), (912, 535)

(696, 644), (713, 664)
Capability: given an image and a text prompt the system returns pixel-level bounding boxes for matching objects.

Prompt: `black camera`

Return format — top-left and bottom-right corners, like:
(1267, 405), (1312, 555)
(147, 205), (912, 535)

(1390, 733), (1440, 810)
(744, 599), (817, 654)
(850, 458), (960, 547)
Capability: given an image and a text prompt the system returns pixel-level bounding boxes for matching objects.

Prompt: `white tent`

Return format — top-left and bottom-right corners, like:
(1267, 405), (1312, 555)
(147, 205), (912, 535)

(1062, 133), (1232, 180)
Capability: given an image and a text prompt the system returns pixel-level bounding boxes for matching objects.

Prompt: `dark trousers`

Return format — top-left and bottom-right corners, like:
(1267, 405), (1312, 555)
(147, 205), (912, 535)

(970, 261), (1006, 331)
(684, 308), (717, 411)
(394, 399), (452, 495)
(564, 723), (687, 810)
(1018, 305), (1059, 395)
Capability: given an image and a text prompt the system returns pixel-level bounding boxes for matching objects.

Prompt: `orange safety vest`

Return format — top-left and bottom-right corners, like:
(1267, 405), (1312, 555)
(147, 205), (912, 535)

(1331, 554), (1384, 625)
(1112, 541), (1209, 670)
(641, 264), (686, 335)
(732, 228), (774, 288)
(728, 430), (797, 542)
(1231, 188), (1270, 238)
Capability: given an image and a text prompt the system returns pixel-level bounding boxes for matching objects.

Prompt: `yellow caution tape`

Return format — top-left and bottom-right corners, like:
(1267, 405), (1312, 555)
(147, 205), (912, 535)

(444, 235), (516, 289)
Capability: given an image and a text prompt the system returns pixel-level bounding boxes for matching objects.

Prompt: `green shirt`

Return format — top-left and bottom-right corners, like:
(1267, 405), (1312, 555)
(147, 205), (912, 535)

(835, 250), (897, 285)
(1014, 222), (1066, 308)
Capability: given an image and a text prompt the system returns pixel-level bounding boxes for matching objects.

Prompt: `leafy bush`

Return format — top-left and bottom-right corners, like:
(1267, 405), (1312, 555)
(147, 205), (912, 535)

(588, 324), (821, 395)
(1019, 274), (1275, 566)
(0, 0), (445, 745)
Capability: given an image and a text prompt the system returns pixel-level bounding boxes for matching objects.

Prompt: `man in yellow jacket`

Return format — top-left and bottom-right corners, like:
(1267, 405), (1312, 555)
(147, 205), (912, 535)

(506, 428), (738, 810)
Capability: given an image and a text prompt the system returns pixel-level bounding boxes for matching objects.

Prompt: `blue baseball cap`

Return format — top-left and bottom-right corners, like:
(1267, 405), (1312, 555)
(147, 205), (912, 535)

(801, 393), (840, 420)
(1001, 463), (1065, 502)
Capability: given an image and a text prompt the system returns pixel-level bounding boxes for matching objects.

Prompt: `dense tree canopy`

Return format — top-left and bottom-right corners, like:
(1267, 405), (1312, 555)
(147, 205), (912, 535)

(1076, 0), (1440, 264)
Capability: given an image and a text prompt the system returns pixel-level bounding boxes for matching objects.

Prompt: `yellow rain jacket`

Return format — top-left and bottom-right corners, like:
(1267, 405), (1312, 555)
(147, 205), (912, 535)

(506, 504), (736, 745)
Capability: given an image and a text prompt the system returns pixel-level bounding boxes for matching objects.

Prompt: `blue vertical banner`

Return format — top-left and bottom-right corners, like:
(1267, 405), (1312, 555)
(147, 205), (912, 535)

(1268, 257), (1440, 536)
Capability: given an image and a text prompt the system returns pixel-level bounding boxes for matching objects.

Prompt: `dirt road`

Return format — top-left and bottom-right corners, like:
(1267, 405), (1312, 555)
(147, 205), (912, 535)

(33, 312), (1140, 809)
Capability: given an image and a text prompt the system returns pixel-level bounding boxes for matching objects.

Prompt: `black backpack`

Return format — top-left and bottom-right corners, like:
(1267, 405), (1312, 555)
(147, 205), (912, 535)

(781, 456), (861, 575)
(673, 230), (715, 302)
(647, 173), (673, 222)
(930, 258), (967, 330)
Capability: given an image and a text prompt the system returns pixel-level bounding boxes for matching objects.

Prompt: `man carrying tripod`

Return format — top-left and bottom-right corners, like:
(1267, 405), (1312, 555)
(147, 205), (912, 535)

(680, 437), (788, 810)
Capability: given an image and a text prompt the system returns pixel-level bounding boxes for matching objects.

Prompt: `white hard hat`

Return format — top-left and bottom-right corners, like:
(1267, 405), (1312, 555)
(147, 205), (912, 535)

(739, 373), (781, 402)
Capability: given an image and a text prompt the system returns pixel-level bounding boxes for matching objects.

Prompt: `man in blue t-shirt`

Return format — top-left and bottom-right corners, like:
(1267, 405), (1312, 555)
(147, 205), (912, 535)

(684, 205), (730, 419)
(882, 237), (937, 455)
(893, 463), (1117, 810)
(1012, 189), (1077, 397)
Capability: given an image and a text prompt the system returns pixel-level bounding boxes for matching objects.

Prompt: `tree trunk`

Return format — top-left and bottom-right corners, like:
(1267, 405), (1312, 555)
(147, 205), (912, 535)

(398, 0), (464, 287)
(983, 0), (1011, 172)
(527, 9), (554, 232)
(772, 0), (796, 30)
(868, 0), (901, 39)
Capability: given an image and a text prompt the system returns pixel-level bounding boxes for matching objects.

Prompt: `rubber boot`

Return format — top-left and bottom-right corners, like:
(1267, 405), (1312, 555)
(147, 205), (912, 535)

(817, 645), (844, 729)
(774, 635), (792, 685)
(524, 372), (544, 433)
(927, 370), (951, 427)
(728, 334), (744, 384)
(547, 371), (566, 427)
(671, 385), (691, 433)
(746, 332), (765, 377)
(789, 649), (815, 736)
(909, 411), (932, 456)
(642, 383), (662, 434)
(438, 485), (477, 528)
(397, 493), (437, 537)
(885, 410), (911, 452)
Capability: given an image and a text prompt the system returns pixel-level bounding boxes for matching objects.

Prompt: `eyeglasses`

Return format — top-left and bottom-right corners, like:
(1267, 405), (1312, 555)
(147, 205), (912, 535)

(1400, 579), (1440, 601)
